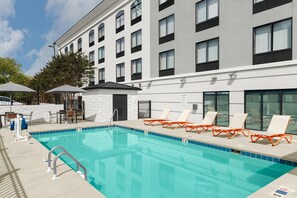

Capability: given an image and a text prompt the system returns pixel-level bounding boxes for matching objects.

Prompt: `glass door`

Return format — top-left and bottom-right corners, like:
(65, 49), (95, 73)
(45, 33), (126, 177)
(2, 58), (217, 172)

(262, 91), (280, 130)
(282, 90), (297, 135)
(203, 92), (229, 127)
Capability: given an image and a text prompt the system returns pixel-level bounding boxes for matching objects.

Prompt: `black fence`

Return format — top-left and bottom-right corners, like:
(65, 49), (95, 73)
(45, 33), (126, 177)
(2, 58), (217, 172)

(138, 100), (151, 119)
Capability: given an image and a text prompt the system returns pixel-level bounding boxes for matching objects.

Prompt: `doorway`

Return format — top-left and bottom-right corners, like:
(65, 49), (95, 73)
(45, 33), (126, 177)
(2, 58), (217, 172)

(113, 94), (127, 121)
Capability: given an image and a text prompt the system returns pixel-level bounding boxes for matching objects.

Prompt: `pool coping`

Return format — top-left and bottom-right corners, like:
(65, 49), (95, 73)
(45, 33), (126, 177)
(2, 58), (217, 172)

(30, 124), (297, 167)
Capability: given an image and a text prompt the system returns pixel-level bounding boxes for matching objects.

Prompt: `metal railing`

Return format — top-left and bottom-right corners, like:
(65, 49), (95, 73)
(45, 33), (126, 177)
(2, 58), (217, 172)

(46, 146), (87, 180)
(109, 109), (118, 126)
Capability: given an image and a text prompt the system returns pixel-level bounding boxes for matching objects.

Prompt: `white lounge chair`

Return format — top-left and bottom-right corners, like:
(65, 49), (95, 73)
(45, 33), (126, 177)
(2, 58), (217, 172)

(212, 113), (249, 138)
(250, 115), (292, 146)
(161, 109), (191, 129)
(185, 111), (218, 133)
(143, 108), (171, 126)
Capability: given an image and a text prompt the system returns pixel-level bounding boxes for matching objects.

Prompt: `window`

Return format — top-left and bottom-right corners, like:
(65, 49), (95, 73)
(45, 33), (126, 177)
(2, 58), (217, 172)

(116, 63), (125, 82)
(196, 38), (219, 72)
(89, 51), (95, 66)
(131, 0), (142, 25)
(98, 68), (105, 84)
(245, 90), (297, 135)
(89, 70), (95, 86)
(196, 0), (219, 32)
(77, 38), (82, 52)
(116, 10), (125, 33)
(98, 46), (105, 64)
(253, 19), (292, 65)
(131, 58), (142, 80)
(64, 47), (68, 54)
(159, 0), (174, 11)
(204, 91), (229, 127)
(131, 30), (142, 53)
(89, 30), (95, 47)
(69, 43), (74, 53)
(116, 37), (125, 58)
(253, 0), (292, 14)
(159, 49), (174, 77)
(98, 23), (105, 42)
(159, 15), (174, 44)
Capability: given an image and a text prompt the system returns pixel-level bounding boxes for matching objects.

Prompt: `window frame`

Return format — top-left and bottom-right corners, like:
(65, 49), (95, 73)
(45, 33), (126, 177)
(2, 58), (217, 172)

(69, 43), (74, 53)
(77, 38), (82, 52)
(196, 37), (219, 72)
(116, 37), (125, 58)
(159, 49), (175, 77)
(131, 29), (142, 53)
(253, 0), (292, 14)
(159, 14), (175, 44)
(98, 23), (105, 42)
(131, 58), (142, 80)
(253, 18), (292, 65)
(131, 0), (142, 25)
(195, 0), (219, 32)
(89, 50), (95, 66)
(98, 46), (105, 64)
(89, 30), (95, 47)
(116, 63), (125, 82)
(159, 0), (174, 11)
(98, 68), (105, 84)
(116, 10), (125, 33)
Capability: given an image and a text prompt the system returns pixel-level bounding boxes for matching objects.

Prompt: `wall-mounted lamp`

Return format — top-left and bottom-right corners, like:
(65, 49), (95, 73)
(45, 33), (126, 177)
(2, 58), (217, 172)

(211, 76), (217, 81)
(147, 81), (152, 87)
(180, 77), (186, 84)
(229, 72), (237, 78)
(138, 83), (141, 88)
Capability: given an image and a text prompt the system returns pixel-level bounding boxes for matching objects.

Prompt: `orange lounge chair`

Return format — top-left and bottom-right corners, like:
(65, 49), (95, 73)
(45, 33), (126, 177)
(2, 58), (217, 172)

(250, 115), (292, 146)
(212, 113), (249, 139)
(161, 110), (191, 129)
(185, 111), (218, 133)
(143, 108), (171, 126)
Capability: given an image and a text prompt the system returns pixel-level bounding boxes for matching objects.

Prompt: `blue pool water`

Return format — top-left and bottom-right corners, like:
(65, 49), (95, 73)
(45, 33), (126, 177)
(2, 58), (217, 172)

(32, 126), (295, 198)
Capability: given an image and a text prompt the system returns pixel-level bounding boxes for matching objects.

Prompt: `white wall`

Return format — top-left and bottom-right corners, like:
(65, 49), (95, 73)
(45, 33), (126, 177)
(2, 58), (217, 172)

(83, 89), (139, 122)
(0, 104), (63, 123)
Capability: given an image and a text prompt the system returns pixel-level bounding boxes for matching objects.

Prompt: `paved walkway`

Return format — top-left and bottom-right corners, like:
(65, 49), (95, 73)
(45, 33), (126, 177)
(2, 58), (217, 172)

(0, 120), (297, 197)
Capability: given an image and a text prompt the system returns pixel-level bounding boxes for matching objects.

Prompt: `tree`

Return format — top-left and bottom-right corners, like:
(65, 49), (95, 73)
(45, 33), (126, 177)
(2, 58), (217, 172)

(30, 52), (93, 103)
(0, 57), (30, 85)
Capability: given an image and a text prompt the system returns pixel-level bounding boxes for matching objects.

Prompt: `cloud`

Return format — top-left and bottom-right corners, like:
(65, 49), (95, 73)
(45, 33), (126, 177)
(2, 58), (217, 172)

(0, 0), (15, 18)
(0, 0), (26, 58)
(25, 0), (100, 76)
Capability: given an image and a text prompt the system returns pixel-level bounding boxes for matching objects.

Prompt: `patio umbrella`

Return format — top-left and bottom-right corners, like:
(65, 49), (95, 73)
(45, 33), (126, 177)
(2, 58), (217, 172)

(45, 84), (87, 110)
(0, 82), (36, 112)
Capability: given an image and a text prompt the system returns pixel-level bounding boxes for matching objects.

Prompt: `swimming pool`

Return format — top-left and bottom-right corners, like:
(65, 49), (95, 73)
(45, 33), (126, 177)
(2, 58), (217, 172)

(32, 126), (296, 198)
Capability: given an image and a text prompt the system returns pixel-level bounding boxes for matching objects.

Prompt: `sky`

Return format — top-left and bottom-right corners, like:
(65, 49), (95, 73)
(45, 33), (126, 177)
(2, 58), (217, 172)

(0, 0), (101, 76)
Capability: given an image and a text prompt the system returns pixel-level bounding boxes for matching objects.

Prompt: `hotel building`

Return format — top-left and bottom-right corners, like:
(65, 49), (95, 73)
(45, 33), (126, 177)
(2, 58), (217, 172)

(55, 0), (297, 134)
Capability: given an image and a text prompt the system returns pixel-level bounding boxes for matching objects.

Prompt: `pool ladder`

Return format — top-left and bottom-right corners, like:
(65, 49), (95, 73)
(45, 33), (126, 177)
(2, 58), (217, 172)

(46, 146), (87, 180)
(109, 109), (118, 127)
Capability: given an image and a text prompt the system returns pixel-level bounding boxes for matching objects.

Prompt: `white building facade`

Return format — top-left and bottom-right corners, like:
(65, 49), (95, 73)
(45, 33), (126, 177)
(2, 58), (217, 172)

(55, 0), (297, 134)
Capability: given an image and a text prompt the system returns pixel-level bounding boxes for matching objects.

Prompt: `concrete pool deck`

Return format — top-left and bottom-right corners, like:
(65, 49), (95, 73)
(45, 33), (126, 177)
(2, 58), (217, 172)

(0, 119), (297, 198)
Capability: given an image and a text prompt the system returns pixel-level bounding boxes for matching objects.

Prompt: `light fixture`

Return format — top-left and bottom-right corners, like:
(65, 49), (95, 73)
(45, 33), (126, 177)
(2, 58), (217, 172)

(229, 72), (237, 78)
(147, 81), (152, 87)
(180, 77), (186, 84)
(211, 76), (217, 81)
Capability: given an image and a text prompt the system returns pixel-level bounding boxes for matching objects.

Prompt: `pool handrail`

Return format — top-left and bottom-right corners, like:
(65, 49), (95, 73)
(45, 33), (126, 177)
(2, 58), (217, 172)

(52, 151), (87, 180)
(46, 146), (87, 180)
(109, 109), (118, 126)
